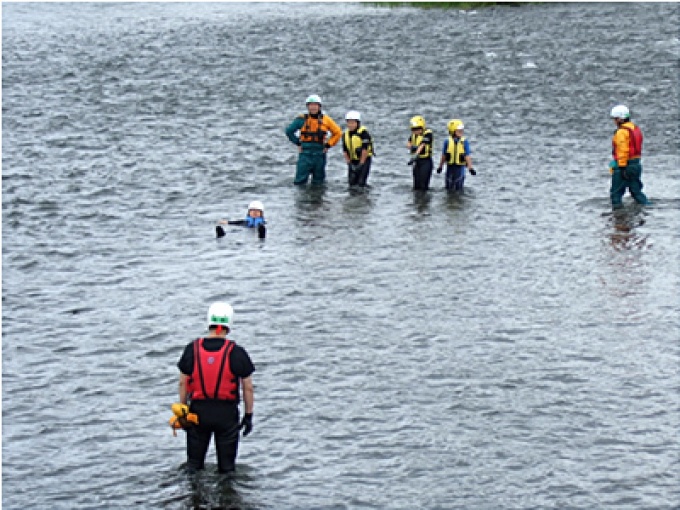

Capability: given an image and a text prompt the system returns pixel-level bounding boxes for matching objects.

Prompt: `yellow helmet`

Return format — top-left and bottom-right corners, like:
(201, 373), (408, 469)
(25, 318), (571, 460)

(448, 119), (464, 133)
(410, 115), (426, 130)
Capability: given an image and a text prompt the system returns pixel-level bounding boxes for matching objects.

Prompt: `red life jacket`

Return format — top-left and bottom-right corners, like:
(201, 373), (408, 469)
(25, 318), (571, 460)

(187, 338), (238, 401)
(612, 123), (643, 160)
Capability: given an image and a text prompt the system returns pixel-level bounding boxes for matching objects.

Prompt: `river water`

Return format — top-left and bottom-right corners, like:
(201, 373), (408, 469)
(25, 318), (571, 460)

(3, 2), (679, 509)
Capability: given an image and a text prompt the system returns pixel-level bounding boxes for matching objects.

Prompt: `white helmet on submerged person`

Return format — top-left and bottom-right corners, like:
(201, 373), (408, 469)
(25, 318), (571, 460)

(207, 302), (233, 331)
(610, 105), (630, 119)
(248, 200), (264, 213)
(345, 111), (361, 122)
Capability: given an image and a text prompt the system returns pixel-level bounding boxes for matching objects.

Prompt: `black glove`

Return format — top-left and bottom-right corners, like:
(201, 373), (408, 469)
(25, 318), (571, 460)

(620, 166), (629, 180)
(407, 158), (416, 166)
(436, 166), (443, 174)
(240, 413), (253, 436)
(468, 168), (477, 176)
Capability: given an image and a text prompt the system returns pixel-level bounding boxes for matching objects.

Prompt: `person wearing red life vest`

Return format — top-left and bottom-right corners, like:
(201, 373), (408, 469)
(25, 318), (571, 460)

(177, 302), (255, 473)
(609, 104), (650, 208)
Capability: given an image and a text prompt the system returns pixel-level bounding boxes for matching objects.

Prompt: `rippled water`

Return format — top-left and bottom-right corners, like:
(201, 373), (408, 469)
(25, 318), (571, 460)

(3, 2), (679, 509)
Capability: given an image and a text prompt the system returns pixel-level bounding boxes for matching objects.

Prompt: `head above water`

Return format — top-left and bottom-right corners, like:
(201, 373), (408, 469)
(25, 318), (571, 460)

(345, 110), (361, 130)
(610, 104), (630, 121)
(410, 115), (425, 131)
(448, 119), (464, 134)
(247, 200), (264, 218)
(306, 94), (322, 115)
(207, 302), (233, 334)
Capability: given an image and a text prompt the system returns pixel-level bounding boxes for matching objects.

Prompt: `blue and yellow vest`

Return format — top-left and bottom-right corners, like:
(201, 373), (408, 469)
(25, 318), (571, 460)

(446, 136), (467, 166)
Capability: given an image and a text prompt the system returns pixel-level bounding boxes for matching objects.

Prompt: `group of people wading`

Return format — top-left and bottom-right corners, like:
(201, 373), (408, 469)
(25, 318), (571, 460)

(171, 100), (650, 477)
(285, 94), (476, 192)
(283, 94), (651, 209)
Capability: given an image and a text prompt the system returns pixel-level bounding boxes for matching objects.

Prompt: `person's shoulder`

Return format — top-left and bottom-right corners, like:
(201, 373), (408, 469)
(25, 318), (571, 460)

(184, 338), (199, 349)
(324, 113), (339, 124)
(229, 340), (249, 352)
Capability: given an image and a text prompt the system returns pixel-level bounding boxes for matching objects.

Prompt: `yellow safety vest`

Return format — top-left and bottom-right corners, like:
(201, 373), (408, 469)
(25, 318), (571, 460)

(446, 136), (467, 165)
(343, 126), (374, 161)
(410, 129), (433, 158)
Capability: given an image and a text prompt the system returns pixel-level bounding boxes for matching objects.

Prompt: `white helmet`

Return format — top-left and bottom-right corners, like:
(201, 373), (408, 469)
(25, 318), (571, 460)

(207, 302), (233, 330)
(345, 110), (361, 122)
(306, 94), (322, 105)
(610, 105), (630, 119)
(248, 200), (264, 213)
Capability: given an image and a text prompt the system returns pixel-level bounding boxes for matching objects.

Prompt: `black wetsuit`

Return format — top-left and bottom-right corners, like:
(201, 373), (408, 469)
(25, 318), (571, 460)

(177, 337), (255, 473)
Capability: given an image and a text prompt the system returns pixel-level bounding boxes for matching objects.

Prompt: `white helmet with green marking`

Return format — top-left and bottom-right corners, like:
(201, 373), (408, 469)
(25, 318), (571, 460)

(306, 94), (322, 105)
(610, 105), (630, 119)
(207, 302), (233, 330)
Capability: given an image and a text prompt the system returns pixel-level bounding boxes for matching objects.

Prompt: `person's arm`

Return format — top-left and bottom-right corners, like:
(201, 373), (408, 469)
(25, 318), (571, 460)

(437, 138), (448, 170)
(419, 132), (433, 156)
(285, 116), (304, 146)
(358, 131), (371, 165)
(342, 132), (351, 163)
(325, 117), (343, 149)
(241, 376), (254, 414)
(179, 373), (189, 404)
(613, 128), (630, 167)
(464, 139), (473, 169)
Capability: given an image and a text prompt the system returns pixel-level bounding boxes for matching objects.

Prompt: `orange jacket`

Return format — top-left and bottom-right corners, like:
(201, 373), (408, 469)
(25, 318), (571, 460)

(612, 121), (643, 167)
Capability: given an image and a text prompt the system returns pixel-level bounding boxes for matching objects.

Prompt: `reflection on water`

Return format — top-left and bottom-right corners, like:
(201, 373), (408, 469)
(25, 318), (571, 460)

(164, 465), (260, 510)
(608, 206), (651, 252)
(411, 189), (432, 215)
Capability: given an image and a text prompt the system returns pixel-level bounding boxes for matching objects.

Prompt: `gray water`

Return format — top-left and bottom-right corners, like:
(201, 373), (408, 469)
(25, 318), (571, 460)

(3, 2), (679, 509)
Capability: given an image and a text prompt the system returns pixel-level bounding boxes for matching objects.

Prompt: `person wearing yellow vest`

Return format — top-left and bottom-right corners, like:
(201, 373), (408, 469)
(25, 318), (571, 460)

(436, 119), (476, 192)
(407, 115), (434, 191)
(285, 94), (342, 185)
(342, 111), (374, 187)
(177, 302), (255, 473)
(609, 104), (650, 208)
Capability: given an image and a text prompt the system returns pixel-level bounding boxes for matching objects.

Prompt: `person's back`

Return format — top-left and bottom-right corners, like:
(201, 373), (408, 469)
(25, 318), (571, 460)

(176, 302), (255, 473)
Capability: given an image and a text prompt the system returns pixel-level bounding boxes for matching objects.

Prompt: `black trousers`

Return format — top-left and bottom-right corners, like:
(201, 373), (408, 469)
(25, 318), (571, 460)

(348, 158), (372, 186)
(412, 157), (433, 190)
(187, 399), (241, 473)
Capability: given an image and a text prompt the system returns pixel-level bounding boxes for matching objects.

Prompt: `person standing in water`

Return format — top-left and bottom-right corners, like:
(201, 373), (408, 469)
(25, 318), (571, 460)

(177, 302), (255, 474)
(285, 94), (342, 186)
(609, 104), (650, 208)
(436, 119), (476, 192)
(342, 110), (374, 187)
(407, 115), (434, 191)
(216, 200), (266, 238)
